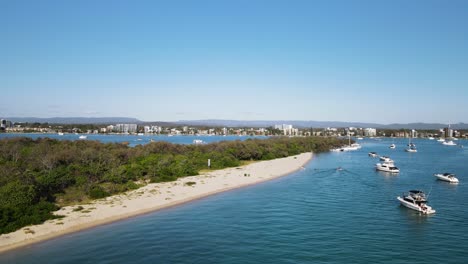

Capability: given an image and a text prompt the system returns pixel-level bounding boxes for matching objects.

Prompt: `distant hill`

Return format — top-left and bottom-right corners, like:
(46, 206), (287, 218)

(177, 120), (468, 129)
(177, 120), (378, 128)
(7, 117), (142, 124)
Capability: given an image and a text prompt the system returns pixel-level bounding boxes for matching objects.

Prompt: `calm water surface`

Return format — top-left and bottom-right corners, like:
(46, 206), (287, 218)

(0, 133), (265, 146)
(1, 138), (468, 263)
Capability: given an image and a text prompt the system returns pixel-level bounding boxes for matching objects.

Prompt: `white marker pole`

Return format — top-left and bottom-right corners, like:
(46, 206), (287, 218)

(208, 159), (211, 168)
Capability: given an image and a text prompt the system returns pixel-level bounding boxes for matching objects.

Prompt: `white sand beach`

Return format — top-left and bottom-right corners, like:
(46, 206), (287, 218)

(0, 152), (312, 253)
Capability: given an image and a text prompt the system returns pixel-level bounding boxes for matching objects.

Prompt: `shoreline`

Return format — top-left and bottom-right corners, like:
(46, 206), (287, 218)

(0, 152), (313, 254)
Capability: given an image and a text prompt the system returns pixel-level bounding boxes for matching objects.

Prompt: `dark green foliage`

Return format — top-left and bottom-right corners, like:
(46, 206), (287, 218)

(0, 136), (346, 234)
(185, 181), (196, 186)
(0, 201), (61, 234)
(88, 185), (110, 199)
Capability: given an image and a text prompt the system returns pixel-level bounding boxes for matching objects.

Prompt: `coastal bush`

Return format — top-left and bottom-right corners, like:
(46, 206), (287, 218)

(185, 181), (196, 186)
(0, 201), (61, 235)
(88, 185), (110, 199)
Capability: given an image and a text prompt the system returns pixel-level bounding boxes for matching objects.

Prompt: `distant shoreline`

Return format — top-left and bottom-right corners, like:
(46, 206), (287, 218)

(0, 152), (312, 254)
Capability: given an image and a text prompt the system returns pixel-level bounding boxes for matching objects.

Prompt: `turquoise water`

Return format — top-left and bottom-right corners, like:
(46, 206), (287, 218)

(0, 133), (266, 146)
(1, 138), (468, 263)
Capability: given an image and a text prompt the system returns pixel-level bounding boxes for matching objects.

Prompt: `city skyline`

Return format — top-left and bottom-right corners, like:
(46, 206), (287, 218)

(2, 0), (468, 123)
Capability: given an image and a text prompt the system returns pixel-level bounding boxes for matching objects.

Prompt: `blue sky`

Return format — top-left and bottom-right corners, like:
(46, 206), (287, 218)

(2, 0), (468, 123)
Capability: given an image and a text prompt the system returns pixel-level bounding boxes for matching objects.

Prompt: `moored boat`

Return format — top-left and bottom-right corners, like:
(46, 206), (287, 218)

(397, 190), (435, 214)
(405, 146), (417, 152)
(379, 156), (393, 162)
(389, 144), (396, 149)
(78, 135), (87, 140)
(442, 140), (456, 146)
(434, 173), (459, 183)
(193, 139), (205, 145)
(368, 152), (378, 157)
(376, 162), (400, 173)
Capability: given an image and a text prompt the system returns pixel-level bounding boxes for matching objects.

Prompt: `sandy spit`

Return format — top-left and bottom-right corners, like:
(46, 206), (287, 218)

(0, 152), (312, 253)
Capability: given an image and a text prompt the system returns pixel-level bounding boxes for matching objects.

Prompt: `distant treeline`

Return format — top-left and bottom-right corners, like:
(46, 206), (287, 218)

(0, 136), (346, 234)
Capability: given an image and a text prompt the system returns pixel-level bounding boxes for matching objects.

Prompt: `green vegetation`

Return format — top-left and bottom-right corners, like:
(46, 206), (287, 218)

(0, 136), (345, 234)
(185, 181), (196, 186)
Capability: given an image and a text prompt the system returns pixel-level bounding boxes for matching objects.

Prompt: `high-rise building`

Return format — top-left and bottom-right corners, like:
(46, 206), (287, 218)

(364, 128), (377, 137)
(444, 127), (453, 138)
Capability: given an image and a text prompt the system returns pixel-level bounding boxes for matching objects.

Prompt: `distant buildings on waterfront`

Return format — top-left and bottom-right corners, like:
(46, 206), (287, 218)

(0, 119), (14, 131)
(274, 124), (300, 136)
(1, 118), (467, 138)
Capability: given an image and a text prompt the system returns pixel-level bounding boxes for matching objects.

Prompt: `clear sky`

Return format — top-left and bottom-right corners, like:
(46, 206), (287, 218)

(2, 0), (468, 123)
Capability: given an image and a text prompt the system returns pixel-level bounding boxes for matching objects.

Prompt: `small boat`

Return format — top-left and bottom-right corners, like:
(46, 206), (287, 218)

(331, 148), (344, 152)
(193, 139), (205, 145)
(78, 135), (87, 140)
(342, 143), (361, 151)
(397, 190), (435, 214)
(434, 173), (459, 183)
(368, 152), (378, 157)
(376, 162), (400, 173)
(389, 144), (396, 149)
(340, 135), (361, 151)
(405, 134), (417, 152)
(58, 132), (64, 136)
(442, 140), (456, 146)
(437, 138), (445, 142)
(357, 137), (363, 140)
(428, 137), (434, 140)
(379, 156), (393, 162)
(405, 146), (417, 152)
(137, 133), (144, 136)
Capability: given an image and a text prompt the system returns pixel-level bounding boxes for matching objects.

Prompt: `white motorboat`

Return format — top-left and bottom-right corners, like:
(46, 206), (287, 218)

(368, 152), (378, 157)
(78, 135), (87, 140)
(437, 138), (445, 142)
(58, 132), (64, 136)
(428, 137), (434, 140)
(397, 190), (435, 214)
(379, 156), (393, 162)
(434, 173), (459, 183)
(376, 162), (400, 173)
(442, 140), (456, 146)
(389, 144), (396, 149)
(357, 137), (364, 140)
